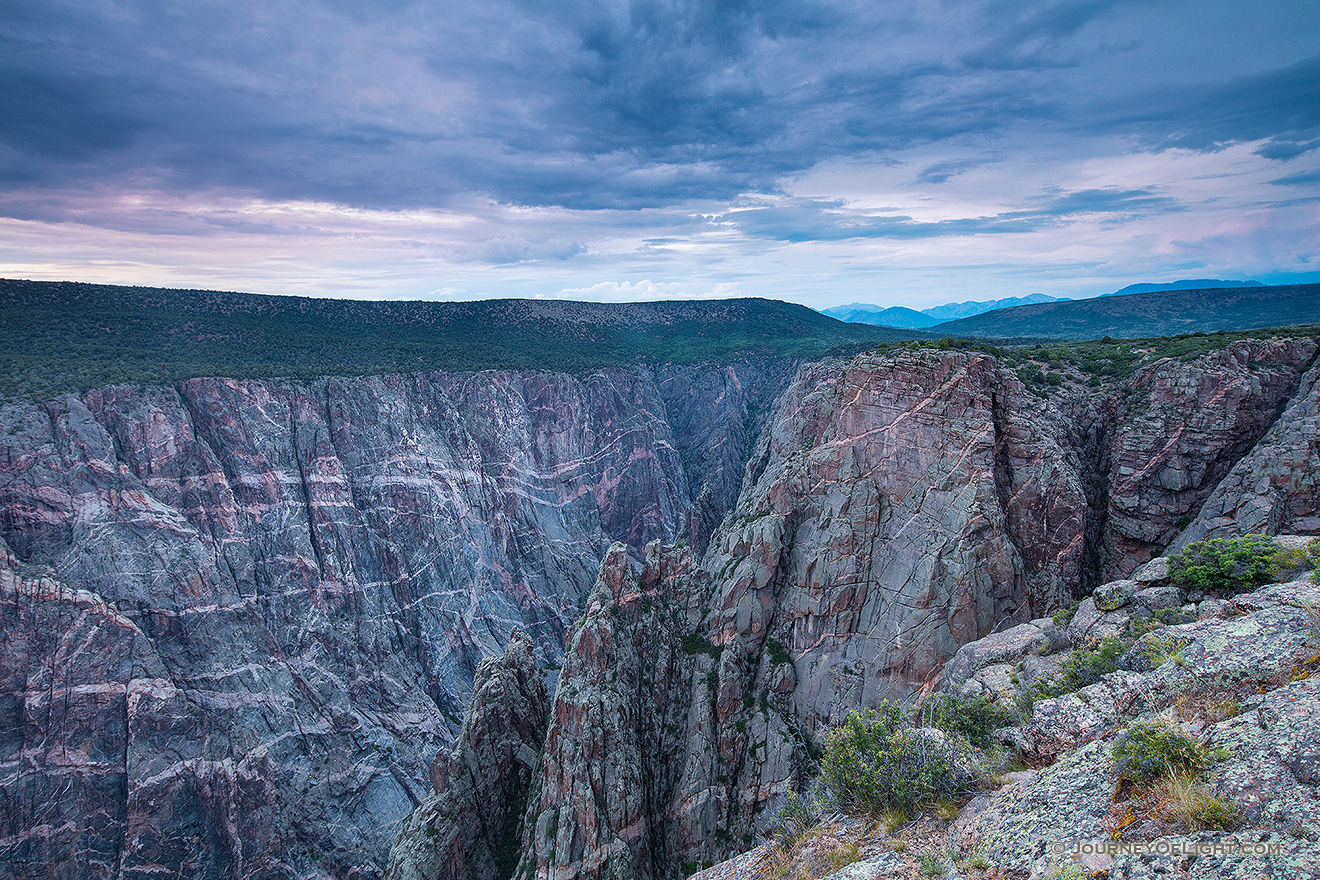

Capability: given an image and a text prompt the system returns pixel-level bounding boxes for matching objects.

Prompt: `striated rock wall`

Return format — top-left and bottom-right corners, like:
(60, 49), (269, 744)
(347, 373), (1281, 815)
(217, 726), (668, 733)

(387, 630), (548, 880)
(0, 363), (792, 880)
(1174, 353), (1320, 545)
(1099, 338), (1316, 576)
(499, 340), (1320, 880)
(3, 335), (1317, 880)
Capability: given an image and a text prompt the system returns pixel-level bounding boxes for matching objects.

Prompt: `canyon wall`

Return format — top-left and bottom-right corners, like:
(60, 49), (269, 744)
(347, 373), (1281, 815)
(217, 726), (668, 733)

(0, 362), (792, 880)
(510, 340), (1320, 880)
(1, 336), (1317, 880)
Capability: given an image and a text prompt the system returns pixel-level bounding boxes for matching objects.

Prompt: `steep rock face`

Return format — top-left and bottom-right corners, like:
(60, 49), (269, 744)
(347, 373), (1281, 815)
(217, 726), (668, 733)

(504, 341), (1320, 880)
(513, 349), (1096, 880)
(0, 363), (790, 879)
(0, 536), (297, 880)
(387, 631), (548, 880)
(653, 362), (800, 552)
(1175, 355), (1320, 544)
(704, 350), (1085, 710)
(1100, 338), (1317, 576)
(6, 335), (1319, 880)
(515, 543), (698, 880)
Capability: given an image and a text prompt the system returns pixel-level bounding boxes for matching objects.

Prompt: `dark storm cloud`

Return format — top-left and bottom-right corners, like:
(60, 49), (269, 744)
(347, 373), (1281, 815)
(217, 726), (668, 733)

(1, 0), (1316, 220)
(1111, 53), (1320, 152)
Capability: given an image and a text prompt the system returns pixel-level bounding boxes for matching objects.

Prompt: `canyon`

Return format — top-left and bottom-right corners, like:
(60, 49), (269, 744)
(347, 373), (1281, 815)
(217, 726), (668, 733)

(2, 334), (1318, 879)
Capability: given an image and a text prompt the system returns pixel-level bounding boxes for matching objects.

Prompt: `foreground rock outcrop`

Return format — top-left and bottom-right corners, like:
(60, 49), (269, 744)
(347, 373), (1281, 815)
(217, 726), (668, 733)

(691, 547), (1320, 879)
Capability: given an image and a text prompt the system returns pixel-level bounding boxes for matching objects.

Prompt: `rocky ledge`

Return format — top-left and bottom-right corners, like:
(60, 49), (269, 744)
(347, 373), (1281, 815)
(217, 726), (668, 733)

(692, 538), (1320, 879)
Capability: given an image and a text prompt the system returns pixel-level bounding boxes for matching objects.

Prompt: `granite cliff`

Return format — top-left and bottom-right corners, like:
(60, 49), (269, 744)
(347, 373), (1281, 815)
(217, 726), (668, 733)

(2, 334), (1317, 879)
(0, 361), (793, 879)
(394, 337), (1320, 880)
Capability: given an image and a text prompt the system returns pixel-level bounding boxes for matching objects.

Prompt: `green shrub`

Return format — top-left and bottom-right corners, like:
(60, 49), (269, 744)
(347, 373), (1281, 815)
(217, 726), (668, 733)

(1274, 539), (1320, 584)
(919, 853), (945, 877)
(926, 692), (1020, 749)
(767, 638), (793, 667)
(1168, 535), (1279, 594)
(1111, 720), (1205, 785)
(821, 704), (974, 816)
(1036, 637), (1126, 698)
(681, 632), (722, 659)
(1051, 602), (1080, 627)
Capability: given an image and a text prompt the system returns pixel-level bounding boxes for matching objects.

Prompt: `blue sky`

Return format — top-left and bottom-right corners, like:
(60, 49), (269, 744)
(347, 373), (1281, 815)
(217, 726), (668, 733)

(1, 0), (1317, 309)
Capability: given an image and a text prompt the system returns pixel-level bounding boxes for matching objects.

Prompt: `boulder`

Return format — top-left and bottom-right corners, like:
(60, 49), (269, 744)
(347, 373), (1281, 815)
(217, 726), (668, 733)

(1132, 585), (1185, 611)
(940, 623), (1052, 692)
(1131, 556), (1172, 586)
(1094, 579), (1141, 611)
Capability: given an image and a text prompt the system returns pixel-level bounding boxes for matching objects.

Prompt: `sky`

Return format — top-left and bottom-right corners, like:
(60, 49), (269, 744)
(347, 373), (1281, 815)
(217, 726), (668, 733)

(1, 0), (1317, 310)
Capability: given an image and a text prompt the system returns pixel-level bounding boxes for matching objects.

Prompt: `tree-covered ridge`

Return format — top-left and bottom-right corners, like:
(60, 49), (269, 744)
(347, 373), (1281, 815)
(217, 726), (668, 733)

(0, 279), (929, 400)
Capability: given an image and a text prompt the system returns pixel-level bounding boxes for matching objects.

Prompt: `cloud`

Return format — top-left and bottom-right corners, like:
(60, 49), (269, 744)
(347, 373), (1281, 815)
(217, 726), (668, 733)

(1268, 170), (1320, 188)
(1029, 187), (1179, 216)
(0, 0), (1316, 307)
(721, 185), (1181, 243)
(915, 159), (991, 184)
(4, 0), (1311, 218)
(550, 279), (744, 302)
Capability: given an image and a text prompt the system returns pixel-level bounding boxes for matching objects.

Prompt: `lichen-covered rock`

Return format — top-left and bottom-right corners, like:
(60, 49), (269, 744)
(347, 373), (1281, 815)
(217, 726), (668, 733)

(1206, 675), (1320, 827)
(1012, 672), (1152, 761)
(1131, 556), (1172, 586)
(1132, 586), (1184, 611)
(1020, 654), (1066, 691)
(940, 623), (1053, 692)
(387, 631), (549, 880)
(1069, 597), (1131, 642)
(952, 737), (1115, 875)
(1095, 580), (1142, 611)
(956, 576), (1320, 877)
(962, 663), (1018, 701)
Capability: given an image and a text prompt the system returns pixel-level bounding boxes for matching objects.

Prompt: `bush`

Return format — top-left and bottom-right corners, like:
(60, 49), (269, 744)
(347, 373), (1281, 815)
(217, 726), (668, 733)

(1051, 602), (1080, 627)
(925, 692), (1020, 749)
(1274, 539), (1320, 585)
(821, 704), (975, 816)
(1112, 720), (1205, 785)
(1035, 637), (1126, 698)
(1168, 535), (1279, 594)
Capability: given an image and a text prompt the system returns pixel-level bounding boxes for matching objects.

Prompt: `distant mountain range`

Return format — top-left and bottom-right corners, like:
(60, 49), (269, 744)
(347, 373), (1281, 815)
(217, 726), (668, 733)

(824, 280), (1270, 330)
(819, 304), (941, 328)
(822, 293), (1067, 327)
(931, 283), (1320, 340)
(1102, 279), (1263, 297)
